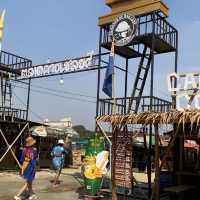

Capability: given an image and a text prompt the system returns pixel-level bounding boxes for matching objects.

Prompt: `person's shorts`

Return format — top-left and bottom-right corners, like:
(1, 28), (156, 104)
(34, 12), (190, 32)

(52, 158), (64, 170)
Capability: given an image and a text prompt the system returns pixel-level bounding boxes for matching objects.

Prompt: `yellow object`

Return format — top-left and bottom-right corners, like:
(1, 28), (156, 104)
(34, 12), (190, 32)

(83, 151), (109, 180)
(84, 164), (98, 179)
(0, 9), (6, 42)
(99, 0), (169, 26)
(84, 164), (104, 179)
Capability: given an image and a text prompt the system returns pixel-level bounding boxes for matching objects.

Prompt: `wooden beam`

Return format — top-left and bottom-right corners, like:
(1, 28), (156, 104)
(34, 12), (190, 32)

(99, 0), (169, 26)
(106, 0), (169, 14)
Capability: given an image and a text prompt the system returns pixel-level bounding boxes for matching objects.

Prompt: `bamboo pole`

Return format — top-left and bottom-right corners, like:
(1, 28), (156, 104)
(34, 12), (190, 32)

(154, 124), (160, 200)
(178, 128), (184, 184)
(110, 39), (118, 200)
(159, 125), (179, 171)
(96, 120), (111, 145)
(112, 125), (118, 200)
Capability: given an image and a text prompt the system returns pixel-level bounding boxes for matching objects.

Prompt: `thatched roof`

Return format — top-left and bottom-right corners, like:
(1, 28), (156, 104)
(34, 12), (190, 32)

(97, 110), (200, 125)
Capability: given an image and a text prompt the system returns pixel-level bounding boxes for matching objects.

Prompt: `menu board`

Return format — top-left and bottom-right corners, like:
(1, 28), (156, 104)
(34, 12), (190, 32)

(112, 128), (133, 189)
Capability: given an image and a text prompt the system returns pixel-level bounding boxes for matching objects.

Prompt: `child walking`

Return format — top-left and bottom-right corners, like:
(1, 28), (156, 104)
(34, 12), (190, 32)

(14, 135), (38, 200)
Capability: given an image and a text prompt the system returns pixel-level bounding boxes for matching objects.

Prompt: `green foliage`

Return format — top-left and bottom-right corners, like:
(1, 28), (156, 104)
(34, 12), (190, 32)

(73, 125), (95, 139)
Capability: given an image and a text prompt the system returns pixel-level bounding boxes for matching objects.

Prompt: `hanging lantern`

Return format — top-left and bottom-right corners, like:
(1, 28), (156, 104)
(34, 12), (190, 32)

(59, 77), (64, 85)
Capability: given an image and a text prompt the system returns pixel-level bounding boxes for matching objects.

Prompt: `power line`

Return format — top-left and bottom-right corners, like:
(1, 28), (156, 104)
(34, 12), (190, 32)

(31, 83), (96, 99)
(13, 91), (45, 121)
(12, 80), (97, 100)
(13, 84), (96, 104)
(16, 76), (170, 101)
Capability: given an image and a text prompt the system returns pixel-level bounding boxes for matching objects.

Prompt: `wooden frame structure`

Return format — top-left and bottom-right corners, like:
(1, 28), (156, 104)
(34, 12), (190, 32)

(96, 0), (178, 198)
(97, 110), (200, 200)
(0, 50), (34, 169)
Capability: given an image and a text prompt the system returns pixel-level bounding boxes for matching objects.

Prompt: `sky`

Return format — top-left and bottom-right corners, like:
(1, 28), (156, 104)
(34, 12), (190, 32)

(0, 0), (200, 130)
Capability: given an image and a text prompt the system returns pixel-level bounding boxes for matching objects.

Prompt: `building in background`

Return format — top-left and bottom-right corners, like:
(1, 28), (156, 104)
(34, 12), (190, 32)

(31, 117), (79, 168)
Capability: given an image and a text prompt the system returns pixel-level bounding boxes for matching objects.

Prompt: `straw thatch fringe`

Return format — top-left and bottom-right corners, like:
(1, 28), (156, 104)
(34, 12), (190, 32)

(97, 109), (200, 126)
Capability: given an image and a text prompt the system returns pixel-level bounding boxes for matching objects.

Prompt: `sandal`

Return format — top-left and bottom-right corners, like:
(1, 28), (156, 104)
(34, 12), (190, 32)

(28, 194), (38, 200)
(14, 196), (22, 200)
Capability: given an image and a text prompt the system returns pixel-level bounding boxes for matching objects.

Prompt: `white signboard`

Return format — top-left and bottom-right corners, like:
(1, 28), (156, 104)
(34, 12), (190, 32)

(20, 51), (95, 79)
(168, 72), (200, 110)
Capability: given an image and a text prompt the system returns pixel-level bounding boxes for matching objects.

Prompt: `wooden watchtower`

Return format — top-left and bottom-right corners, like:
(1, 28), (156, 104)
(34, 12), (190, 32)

(97, 0), (178, 116)
(96, 0), (178, 197)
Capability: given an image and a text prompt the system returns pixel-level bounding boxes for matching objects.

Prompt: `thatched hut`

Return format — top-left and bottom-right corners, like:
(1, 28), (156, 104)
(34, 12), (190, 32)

(97, 109), (200, 200)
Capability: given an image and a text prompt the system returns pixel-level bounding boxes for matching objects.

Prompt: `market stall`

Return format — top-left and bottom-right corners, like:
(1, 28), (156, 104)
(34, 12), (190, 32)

(97, 110), (200, 200)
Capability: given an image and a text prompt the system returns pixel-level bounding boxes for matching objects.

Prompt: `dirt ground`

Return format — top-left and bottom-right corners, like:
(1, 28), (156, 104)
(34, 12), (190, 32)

(0, 168), (153, 200)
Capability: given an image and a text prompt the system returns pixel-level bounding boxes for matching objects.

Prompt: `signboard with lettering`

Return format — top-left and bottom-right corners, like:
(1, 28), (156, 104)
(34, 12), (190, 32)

(110, 13), (137, 47)
(168, 72), (200, 110)
(113, 128), (133, 189)
(19, 51), (98, 79)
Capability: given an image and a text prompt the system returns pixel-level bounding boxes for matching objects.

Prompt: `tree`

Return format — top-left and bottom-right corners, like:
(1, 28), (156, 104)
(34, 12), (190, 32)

(73, 125), (95, 139)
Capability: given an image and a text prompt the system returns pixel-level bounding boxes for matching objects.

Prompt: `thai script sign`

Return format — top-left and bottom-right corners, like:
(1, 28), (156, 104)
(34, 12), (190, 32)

(20, 51), (95, 79)
(168, 72), (200, 110)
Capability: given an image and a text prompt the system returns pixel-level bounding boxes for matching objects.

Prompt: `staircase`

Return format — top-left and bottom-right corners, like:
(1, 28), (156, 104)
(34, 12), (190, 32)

(128, 46), (152, 113)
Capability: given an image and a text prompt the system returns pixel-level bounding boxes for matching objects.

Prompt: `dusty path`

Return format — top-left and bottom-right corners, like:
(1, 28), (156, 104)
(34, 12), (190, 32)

(0, 169), (81, 200)
(0, 168), (154, 200)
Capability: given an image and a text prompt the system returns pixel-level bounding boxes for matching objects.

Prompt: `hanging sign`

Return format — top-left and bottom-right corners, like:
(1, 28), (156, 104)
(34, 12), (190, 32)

(168, 72), (200, 110)
(113, 128), (133, 189)
(110, 13), (137, 47)
(20, 51), (96, 79)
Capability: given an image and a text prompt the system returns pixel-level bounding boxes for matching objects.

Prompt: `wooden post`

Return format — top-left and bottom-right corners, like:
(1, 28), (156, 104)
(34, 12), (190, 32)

(112, 125), (118, 200)
(178, 127), (184, 185)
(154, 124), (160, 200)
(159, 126), (179, 171)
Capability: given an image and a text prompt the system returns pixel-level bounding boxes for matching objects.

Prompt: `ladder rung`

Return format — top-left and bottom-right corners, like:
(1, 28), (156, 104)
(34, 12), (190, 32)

(141, 66), (147, 70)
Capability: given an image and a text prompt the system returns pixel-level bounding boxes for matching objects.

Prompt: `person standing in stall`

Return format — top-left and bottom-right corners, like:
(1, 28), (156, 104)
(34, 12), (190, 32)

(14, 135), (38, 200)
(51, 139), (66, 187)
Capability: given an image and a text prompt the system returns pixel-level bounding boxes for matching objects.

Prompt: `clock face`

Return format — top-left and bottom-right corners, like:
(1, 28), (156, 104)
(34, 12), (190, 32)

(110, 13), (137, 47)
